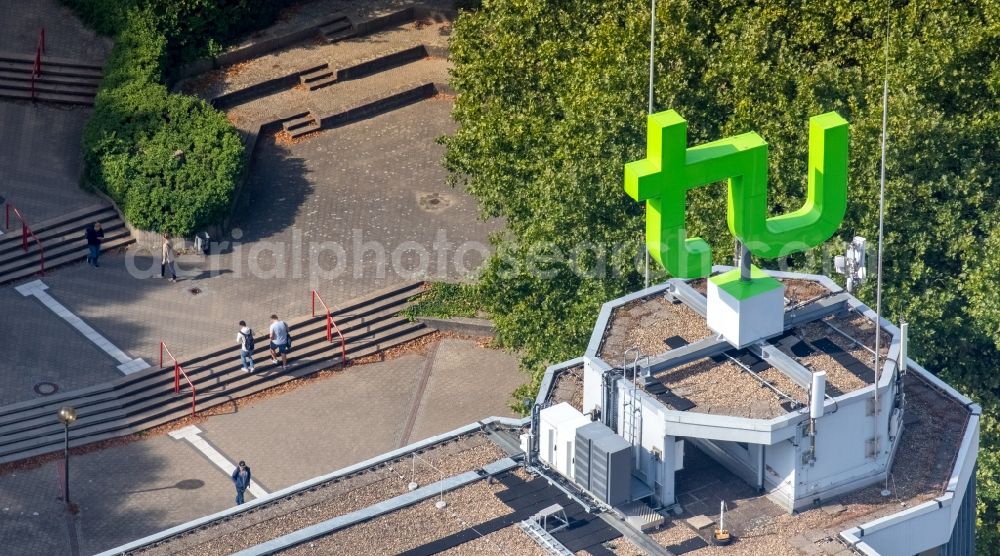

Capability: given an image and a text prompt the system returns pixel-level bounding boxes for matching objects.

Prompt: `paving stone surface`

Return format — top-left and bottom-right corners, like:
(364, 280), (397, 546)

(201, 354), (424, 489)
(0, 338), (523, 555)
(0, 102), (105, 225)
(404, 338), (525, 444)
(227, 55), (450, 132)
(0, 4), (515, 554)
(5, 97), (495, 403)
(179, 18), (452, 100)
(0, 0), (112, 63)
(0, 0), (110, 223)
(0, 461), (71, 555)
(0, 434), (233, 556)
(0, 285), (123, 406)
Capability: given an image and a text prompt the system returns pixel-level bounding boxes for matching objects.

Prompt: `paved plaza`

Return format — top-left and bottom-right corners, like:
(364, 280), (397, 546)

(0, 1), (522, 554)
(0, 0), (110, 222)
(0, 98), (494, 404)
(0, 338), (523, 555)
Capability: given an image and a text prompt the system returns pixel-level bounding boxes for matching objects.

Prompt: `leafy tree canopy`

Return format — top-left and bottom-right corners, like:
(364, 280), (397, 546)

(445, 0), (999, 546)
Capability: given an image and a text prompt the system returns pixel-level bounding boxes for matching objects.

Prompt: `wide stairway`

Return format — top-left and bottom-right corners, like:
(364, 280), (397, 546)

(0, 203), (132, 286)
(0, 281), (432, 465)
(0, 50), (102, 106)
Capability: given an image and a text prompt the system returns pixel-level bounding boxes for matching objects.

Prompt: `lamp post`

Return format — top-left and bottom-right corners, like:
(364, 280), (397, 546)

(57, 406), (76, 507)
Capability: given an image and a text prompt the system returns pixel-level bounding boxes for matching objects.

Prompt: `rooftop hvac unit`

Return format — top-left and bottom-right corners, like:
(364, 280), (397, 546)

(590, 433), (632, 506)
(574, 421), (615, 492)
(575, 421), (632, 506)
(538, 403), (590, 480)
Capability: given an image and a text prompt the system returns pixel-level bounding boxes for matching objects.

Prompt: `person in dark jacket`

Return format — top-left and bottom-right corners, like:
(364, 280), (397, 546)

(85, 222), (104, 267)
(231, 460), (252, 505)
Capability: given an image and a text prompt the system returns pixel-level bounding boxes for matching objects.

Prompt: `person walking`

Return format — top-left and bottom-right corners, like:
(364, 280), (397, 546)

(231, 460), (252, 505)
(237, 320), (256, 373)
(269, 314), (291, 370)
(85, 222), (104, 267)
(161, 233), (177, 282)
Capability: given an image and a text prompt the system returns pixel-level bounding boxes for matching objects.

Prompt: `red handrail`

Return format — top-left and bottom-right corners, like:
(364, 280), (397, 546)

(311, 290), (347, 365)
(5, 202), (45, 275)
(31, 29), (44, 100)
(160, 341), (197, 416)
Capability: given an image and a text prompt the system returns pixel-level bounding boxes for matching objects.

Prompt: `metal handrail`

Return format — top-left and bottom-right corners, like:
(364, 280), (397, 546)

(160, 341), (197, 416)
(31, 29), (44, 100)
(311, 290), (348, 365)
(5, 202), (45, 275)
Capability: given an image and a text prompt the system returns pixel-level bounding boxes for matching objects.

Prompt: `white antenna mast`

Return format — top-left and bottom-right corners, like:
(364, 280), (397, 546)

(643, 0), (657, 289)
(873, 0), (891, 462)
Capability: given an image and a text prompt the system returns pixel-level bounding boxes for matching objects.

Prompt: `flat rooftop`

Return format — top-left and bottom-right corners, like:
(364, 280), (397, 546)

(545, 367), (971, 554)
(128, 425), (637, 555)
(133, 432), (510, 555)
(598, 276), (892, 419)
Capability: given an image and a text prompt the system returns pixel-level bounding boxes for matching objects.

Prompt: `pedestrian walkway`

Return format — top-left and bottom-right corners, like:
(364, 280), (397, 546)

(0, 338), (524, 556)
(16, 280), (149, 374)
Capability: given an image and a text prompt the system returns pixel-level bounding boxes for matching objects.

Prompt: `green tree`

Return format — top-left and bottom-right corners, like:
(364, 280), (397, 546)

(446, 0), (999, 547)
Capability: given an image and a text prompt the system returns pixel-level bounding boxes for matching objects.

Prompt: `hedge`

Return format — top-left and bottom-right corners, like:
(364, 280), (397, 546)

(66, 1), (289, 236)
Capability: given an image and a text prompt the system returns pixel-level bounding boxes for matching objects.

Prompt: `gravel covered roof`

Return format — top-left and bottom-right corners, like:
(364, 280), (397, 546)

(134, 433), (508, 556)
(596, 275), (898, 420)
(670, 372), (970, 555)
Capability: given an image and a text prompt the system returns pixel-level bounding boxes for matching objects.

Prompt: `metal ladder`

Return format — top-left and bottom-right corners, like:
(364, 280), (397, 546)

(622, 348), (643, 448)
(519, 519), (574, 556)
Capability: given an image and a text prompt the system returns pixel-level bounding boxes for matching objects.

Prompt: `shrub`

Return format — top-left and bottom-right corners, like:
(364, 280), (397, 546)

(75, 6), (250, 236)
(64, 0), (289, 63)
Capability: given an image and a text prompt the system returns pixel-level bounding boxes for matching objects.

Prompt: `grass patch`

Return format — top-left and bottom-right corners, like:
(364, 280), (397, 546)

(402, 282), (483, 320)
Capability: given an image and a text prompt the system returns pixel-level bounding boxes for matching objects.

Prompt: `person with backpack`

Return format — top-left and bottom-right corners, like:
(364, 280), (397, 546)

(269, 314), (291, 371)
(85, 221), (104, 267)
(231, 460), (252, 505)
(237, 320), (256, 373)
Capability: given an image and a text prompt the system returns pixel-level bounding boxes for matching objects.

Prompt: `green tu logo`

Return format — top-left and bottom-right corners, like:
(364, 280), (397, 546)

(625, 110), (849, 278)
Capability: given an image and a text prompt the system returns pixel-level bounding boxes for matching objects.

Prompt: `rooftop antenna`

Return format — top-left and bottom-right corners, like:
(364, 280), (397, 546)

(833, 237), (867, 292)
(873, 0), (892, 480)
(643, 0), (657, 289)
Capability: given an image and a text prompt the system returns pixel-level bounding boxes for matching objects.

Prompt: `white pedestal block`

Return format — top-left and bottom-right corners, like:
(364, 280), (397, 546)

(707, 267), (785, 348)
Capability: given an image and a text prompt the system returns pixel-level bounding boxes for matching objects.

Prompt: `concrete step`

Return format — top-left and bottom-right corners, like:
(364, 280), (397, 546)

(299, 64), (333, 84)
(0, 57), (103, 79)
(0, 281), (424, 430)
(0, 322), (437, 465)
(337, 45), (428, 82)
(0, 84), (94, 106)
(320, 18), (353, 37)
(0, 76), (98, 95)
(289, 121), (321, 137)
(0, 205), (117, 254)
(0, 318), (431, 463)
(0, 326), (340, 447)
(174, 281), (424, 366)
(0, 233), (134, 285)
(122, 320), (431, 428)
(0, 69), (101, 88)
(282, 113), (317, 132)
(305, 75), (336, 91)
(0, 285), (424, 436)
(0, 50), (103, 71)
(0, 213), (123, 261)
(0, 223), (129, 277)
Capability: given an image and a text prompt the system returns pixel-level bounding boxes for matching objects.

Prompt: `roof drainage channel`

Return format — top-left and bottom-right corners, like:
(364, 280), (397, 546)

(751, 342), (813, 390)
(645, 336), (730, 373)
(233, 459), (518, 556)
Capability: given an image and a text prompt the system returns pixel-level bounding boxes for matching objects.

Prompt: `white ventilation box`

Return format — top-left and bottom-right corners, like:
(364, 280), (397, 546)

(707, 267), (785, 348)
(538, 402), (590, 480)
